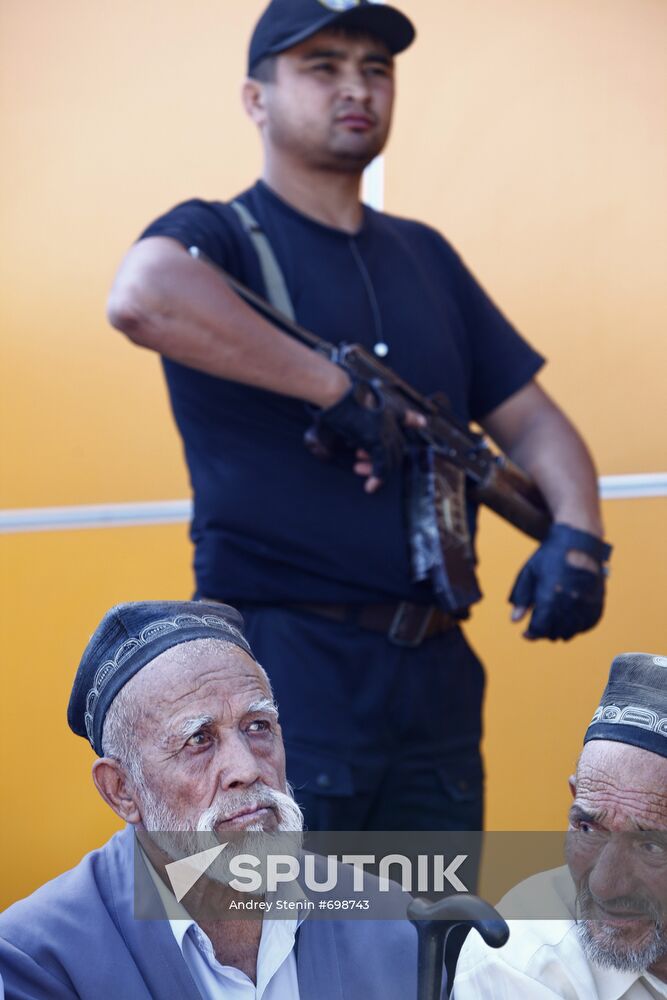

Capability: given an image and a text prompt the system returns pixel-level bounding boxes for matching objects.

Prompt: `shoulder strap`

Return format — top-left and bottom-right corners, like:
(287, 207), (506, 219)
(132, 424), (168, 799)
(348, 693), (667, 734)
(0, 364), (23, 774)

(230, 200), (296, 321)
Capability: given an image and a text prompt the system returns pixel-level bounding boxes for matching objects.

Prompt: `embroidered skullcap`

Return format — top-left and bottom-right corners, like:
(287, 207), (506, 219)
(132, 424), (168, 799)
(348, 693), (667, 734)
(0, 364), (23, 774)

(68, 600), (255, 756)
(584, 652), (667, 759)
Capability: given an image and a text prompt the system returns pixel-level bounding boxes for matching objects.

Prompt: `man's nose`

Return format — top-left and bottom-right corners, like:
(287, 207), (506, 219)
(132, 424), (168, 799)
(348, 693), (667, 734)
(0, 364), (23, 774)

(216, 734), (262, 790)
(339, 72), (371, 102)
(588, 837), (639, 901)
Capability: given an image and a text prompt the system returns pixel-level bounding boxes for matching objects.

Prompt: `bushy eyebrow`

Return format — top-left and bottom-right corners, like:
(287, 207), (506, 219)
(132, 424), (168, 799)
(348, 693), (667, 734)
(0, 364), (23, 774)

(160, 700), (278, 748)
(569, 804), (605, 825)
(246, 697), (278, 718)
(569, 803), (654, 833)
(179, 714), (214, 741)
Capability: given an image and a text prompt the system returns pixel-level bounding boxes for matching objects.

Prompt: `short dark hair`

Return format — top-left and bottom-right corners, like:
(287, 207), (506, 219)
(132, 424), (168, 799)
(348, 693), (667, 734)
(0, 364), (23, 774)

(249, 54), (278, 83)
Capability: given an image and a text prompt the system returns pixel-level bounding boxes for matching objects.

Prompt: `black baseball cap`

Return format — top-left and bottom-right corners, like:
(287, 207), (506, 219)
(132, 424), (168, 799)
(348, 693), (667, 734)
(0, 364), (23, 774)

(248, 0), (416, 75)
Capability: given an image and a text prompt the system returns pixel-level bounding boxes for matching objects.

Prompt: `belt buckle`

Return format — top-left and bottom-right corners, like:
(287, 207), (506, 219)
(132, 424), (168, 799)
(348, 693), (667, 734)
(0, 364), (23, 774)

(388, 602), (435, 648)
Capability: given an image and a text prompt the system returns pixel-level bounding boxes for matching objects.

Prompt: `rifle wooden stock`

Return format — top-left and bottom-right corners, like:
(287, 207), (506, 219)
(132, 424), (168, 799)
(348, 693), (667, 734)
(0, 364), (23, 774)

(472, 460), (551, 542)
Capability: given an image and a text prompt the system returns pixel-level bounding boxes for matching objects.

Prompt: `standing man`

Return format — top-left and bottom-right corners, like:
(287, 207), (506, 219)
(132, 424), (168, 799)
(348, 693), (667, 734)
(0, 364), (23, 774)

(108, 0), (611, 832)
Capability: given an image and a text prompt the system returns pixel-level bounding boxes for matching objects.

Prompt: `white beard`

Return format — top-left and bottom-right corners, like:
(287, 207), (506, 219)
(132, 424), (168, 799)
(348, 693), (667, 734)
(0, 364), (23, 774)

(139, 781), (304, 890)
(575, 885), (667, 973)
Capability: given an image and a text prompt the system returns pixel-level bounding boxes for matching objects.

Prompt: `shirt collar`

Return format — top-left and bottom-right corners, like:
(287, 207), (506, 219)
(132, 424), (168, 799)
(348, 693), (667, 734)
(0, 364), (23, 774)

(644, 971), (667, 997)
(142, 847), (308, 996)
(140, 845), (310, 945)
(590, 960), (667, 1000)
(140, 847), (195, 946)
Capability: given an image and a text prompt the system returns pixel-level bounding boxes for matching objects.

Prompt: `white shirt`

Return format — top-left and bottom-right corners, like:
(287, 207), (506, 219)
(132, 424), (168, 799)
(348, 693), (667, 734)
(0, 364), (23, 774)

(143, 850), (303, 1000)
(170, 915), (301, 1000)
(454, 867), (667, 1000)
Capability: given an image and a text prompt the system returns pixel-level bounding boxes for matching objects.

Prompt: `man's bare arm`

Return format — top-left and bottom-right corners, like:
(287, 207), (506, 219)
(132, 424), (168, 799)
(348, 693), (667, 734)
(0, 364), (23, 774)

(107, 236), (350, 407)
(481, 380), (609, 636)
(481, 380), (603, 538)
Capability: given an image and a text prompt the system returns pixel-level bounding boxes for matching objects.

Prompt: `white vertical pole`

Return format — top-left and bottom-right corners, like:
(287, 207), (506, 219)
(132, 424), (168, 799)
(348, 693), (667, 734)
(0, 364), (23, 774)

(362, 155), (385, 210)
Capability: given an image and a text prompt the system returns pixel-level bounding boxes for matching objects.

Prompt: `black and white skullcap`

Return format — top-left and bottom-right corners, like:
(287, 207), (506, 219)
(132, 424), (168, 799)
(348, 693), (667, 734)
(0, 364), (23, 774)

(68, 600), (255, 756)
(584, 652), (667, 759)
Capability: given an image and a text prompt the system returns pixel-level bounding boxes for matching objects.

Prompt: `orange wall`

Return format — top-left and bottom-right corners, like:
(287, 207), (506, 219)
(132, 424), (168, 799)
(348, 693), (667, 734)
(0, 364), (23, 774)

(391, 0), (667, 474)
(1, 1), (665, 909)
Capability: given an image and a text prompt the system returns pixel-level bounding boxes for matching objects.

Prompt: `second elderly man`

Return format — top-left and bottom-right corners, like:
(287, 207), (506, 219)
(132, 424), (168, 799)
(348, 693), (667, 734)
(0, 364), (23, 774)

(454, 652), (667, 998)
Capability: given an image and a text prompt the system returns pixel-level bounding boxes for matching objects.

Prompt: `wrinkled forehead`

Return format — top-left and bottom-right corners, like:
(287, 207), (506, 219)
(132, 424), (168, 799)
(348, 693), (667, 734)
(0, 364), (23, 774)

(575, 740), (667, 826)
(129, 638), (272, 717)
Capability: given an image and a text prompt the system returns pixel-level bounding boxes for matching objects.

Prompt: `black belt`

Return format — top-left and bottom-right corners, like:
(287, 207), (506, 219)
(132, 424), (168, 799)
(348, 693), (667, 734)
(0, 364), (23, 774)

(285, 601), (458, 648)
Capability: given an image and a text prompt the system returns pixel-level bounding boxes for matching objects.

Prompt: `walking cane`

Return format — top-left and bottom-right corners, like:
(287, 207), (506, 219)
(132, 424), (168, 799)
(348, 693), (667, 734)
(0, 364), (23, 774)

(408, 893), (509, 1000)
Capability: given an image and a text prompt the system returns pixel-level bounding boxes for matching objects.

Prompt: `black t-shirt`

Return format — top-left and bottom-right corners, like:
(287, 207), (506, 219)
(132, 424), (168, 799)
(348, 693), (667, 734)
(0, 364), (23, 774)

(141, 181), (544, 605)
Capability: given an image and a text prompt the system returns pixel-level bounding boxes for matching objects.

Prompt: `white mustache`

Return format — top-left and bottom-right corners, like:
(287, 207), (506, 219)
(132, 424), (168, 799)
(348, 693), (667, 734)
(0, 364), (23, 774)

(196, 784), (303, 833)
(577, 884), (663, 923)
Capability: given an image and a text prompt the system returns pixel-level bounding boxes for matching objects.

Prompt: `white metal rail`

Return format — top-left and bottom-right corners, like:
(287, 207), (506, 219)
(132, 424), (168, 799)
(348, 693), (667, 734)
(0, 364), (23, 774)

(0, 475), (664, 535)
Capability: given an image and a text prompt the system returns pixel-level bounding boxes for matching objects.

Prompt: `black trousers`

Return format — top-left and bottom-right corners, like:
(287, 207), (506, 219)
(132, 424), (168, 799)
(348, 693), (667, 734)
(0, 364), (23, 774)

(236, 604), (485, 834)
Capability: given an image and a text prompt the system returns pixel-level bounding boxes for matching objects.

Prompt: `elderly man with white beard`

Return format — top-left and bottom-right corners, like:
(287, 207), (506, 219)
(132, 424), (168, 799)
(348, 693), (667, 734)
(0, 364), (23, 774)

(0, 601), (425, 1000)
(453, 652), (667, 999)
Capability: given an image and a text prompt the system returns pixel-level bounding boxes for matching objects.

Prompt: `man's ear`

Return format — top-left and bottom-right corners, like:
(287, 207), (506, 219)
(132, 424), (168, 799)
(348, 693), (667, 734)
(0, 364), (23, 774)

(242, 78), (268, 126)
(92, 758), (142, 824)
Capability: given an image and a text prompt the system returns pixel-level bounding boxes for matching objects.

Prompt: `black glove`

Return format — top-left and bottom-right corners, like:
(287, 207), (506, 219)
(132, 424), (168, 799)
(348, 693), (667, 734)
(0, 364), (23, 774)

(509, 523), (612, 641)
(306, 378), (405, 482)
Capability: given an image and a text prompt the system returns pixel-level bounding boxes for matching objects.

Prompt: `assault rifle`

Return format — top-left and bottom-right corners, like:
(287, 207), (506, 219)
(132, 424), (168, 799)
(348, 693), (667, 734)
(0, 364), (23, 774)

(189, 248), (551, 613)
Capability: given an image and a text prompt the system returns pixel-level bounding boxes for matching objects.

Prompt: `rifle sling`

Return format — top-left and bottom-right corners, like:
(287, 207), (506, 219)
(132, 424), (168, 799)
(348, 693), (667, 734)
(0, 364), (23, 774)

(230, 200), (296, 321)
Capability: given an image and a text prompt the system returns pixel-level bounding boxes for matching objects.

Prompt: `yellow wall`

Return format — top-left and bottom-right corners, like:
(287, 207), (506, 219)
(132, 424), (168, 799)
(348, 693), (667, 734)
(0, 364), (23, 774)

(1, 1), (665, 909)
